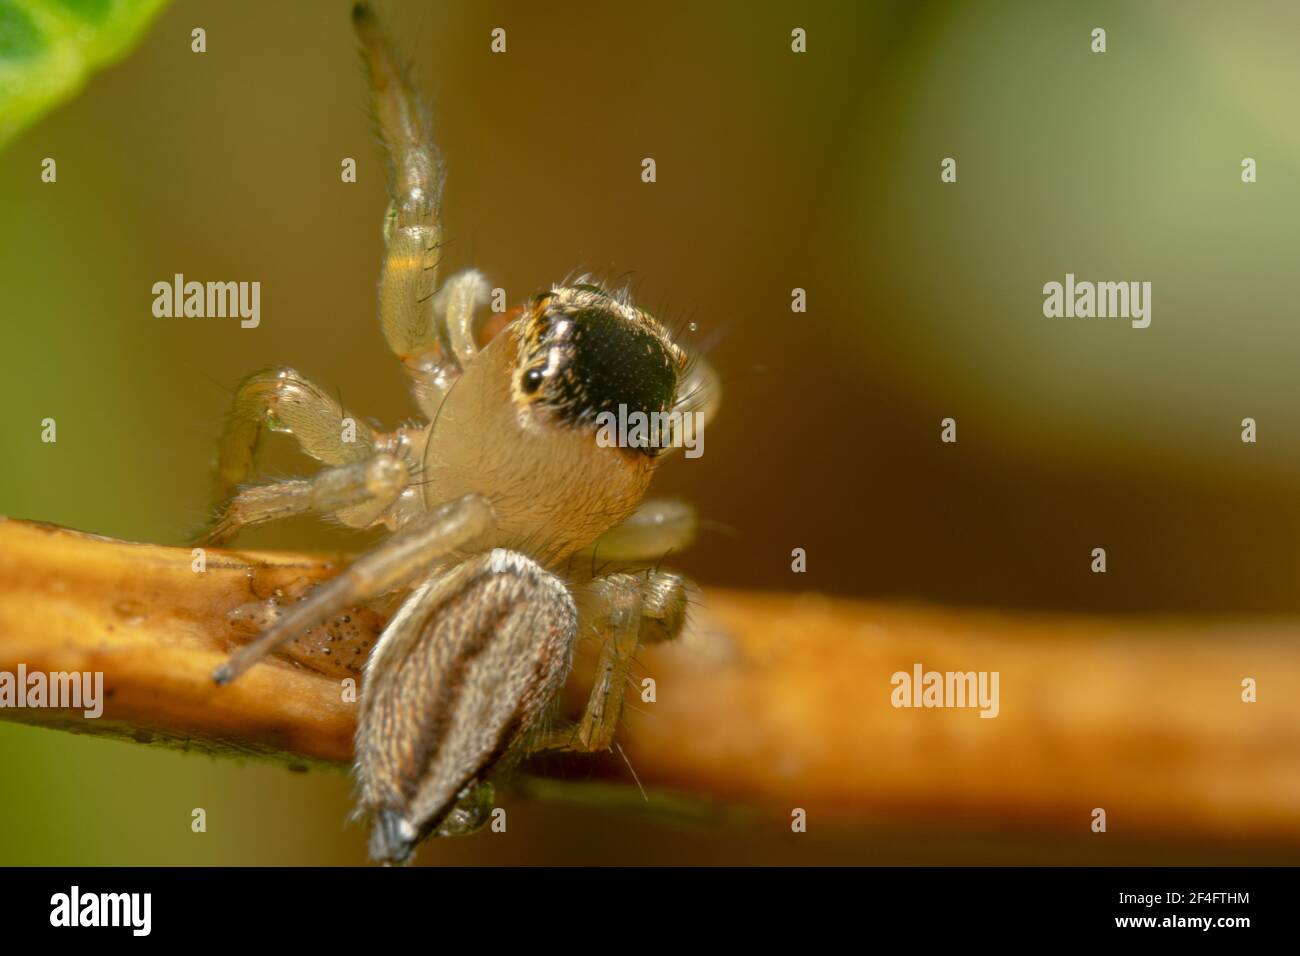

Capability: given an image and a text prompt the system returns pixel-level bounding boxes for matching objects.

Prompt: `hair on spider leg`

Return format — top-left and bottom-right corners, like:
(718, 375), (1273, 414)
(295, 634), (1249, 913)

(397, 457), (434, 486)
(184, 464), (299, 541)
(615, 742), (649, 804)
(198, 367), (239, 404)
(421, 236), (456, 271)
(618, 697), (658, 728)
(650, 547), (675, 575)
(195, 371), (255, 441)
(619, 660), (661, 718)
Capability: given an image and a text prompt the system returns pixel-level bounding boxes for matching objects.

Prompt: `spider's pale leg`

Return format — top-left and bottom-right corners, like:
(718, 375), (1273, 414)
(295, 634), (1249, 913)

(568, 575), (640, 753)
(200, 453), (409, 546)
(211, 366), (374, 504)
(530, 570), (688, 755)
(656, 354), (721, 461)
(679, 354), (721, 428)
(584, 498), (697, 562)
(435, 268), (490, 369)
(431, 781), (495, 838)
(354, 4), (455, 415)
(636, 569), (691, 646)
(212, 492), (493, 685)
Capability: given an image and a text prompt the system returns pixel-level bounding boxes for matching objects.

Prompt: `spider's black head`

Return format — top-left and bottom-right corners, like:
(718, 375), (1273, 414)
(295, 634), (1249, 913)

(514, 284), (686, 453)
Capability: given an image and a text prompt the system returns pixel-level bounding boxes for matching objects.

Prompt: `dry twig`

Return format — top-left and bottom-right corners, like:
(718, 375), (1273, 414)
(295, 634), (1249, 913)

(1, 516), (1297, 844)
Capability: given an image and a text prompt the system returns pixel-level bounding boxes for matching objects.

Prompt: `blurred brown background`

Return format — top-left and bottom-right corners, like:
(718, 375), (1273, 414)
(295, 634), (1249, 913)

(1, 0), (1299, 864)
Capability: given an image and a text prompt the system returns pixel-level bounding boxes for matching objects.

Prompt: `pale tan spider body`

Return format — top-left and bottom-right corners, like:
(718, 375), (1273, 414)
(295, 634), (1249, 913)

(417, 302), (666, 560)
(204, 4), (718, 864)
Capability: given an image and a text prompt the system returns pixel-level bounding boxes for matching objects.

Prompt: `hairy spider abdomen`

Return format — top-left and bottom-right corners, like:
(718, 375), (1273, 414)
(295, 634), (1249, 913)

(356, 549), (577, 863)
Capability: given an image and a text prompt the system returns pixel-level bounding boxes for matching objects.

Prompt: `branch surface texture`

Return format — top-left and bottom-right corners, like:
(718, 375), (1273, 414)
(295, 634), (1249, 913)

(1, 516), (1296, 843)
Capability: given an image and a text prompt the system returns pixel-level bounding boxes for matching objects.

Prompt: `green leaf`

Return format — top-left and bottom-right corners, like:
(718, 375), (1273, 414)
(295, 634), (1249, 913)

(0, 0), (170, 148)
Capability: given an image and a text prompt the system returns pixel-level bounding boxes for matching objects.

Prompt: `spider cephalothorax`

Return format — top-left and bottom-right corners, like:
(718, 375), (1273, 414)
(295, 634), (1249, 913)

(202, 3), (718, 865)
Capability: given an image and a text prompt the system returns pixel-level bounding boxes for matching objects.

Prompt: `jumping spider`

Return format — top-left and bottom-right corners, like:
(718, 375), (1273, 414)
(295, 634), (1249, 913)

(203, 3), (718, 864)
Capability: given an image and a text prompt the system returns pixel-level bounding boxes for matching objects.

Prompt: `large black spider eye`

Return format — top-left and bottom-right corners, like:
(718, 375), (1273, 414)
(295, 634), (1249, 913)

(522, 368), (545, 393)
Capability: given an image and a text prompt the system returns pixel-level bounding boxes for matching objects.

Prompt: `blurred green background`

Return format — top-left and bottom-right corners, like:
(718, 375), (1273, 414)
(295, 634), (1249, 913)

(2, 0), (1300, 864)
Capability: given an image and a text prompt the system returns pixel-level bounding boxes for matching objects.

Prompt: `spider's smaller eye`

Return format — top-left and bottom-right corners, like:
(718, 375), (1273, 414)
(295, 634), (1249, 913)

(522, 368), (545, 394)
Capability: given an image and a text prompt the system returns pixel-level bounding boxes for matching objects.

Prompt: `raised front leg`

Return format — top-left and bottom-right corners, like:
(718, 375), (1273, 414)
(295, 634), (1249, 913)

(355, 3), (472, 418)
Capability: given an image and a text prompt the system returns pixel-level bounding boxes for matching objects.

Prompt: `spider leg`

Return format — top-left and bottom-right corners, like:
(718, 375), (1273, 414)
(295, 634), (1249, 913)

(431, 781), (495, 838)
(211, 492), (493, 686)
(583, 498), (697, 562)
(678, 353), (721, 428)
(650, 353), (722, 463)
(636, 568), (692, 646)
(355, 3), (474, 417)
(530, 569), (689, 755)
(210, 366), (375, 505)
(199, 452), (409, 546)
(434, 268), (490, 370)
(356, 549), (578, 864)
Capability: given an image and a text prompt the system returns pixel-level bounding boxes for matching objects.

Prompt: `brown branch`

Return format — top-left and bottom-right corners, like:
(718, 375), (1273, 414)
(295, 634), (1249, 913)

(1, 515), (1298, 845)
